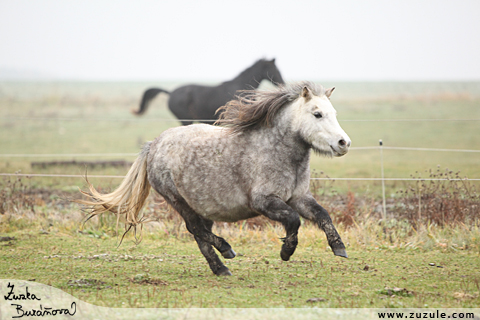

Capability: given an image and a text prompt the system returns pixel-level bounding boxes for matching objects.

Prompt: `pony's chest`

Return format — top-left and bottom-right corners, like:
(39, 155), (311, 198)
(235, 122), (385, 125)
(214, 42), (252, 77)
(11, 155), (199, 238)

(281, 174), (310, 202)
(249, 165), (310, 202)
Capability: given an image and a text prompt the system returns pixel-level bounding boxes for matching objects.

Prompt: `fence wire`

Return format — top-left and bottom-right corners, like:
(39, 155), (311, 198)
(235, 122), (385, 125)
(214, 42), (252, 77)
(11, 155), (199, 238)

(1, 146), (480, 158)
(4, 116), (480, 123)
(1, 173), (479, 182)
(1, 118), (479, 181)
(1, 145), (479, 181)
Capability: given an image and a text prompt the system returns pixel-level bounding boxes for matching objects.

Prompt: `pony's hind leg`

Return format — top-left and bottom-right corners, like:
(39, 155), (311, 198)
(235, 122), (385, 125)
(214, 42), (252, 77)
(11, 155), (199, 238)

(169, 197), (236, 275)
(195, 236), (232, 276)
(194, 219), (233, 276)
(150, 172), (235, 275)
(251, 195), (301, 261)
(180, 208), (236, 260)
(187, 216), (235, 275)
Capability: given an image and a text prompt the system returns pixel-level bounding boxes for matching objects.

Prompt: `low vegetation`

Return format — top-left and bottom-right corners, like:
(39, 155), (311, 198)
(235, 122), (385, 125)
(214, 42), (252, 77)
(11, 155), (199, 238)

(0, 173), (479, 308)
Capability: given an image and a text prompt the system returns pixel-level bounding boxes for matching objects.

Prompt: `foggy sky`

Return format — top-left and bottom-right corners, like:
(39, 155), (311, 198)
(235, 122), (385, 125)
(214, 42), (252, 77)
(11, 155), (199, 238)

(1, 0), (479, 81)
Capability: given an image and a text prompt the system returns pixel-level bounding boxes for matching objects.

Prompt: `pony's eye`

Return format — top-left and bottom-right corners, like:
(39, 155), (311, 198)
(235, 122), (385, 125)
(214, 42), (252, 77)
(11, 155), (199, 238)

(313, 112), (323, 119)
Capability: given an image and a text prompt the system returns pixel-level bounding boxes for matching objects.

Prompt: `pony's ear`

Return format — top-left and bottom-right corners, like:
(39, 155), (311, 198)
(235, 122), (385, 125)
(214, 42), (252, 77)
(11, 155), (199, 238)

(325, 87), (335, 98)
(301, 86), (312, 101)
(271, 58), (276, 63)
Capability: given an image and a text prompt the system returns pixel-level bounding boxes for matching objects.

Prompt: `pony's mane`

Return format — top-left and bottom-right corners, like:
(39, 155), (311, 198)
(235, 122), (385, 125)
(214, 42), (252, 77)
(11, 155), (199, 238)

(215, 82), (326, 133)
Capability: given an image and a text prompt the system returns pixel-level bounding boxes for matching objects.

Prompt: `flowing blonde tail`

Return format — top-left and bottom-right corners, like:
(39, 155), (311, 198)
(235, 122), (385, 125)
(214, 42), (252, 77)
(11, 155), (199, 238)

(77, 142), (152, 228)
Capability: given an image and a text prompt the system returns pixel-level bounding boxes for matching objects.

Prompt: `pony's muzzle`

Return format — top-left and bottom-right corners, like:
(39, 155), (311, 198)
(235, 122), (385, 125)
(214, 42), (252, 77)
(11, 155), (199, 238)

(333, 137), (351, 156)
(339, 138), (351, 149)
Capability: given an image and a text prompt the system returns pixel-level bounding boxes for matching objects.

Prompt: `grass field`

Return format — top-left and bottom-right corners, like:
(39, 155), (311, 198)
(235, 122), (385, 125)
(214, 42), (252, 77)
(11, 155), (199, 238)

(0, 80), (479, 310)
(1, 216), (479, 308)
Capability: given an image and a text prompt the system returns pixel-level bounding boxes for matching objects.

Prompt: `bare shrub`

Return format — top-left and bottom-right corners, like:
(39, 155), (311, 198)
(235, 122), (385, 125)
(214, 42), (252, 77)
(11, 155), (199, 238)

(310, 171), (377, 229)
(395, 166), (480, 227)
(0, 175), (35, 215)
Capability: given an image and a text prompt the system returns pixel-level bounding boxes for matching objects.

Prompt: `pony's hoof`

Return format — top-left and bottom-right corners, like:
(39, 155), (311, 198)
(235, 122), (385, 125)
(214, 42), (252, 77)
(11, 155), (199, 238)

(280, 251), (291, 261)
(280, 244), (296, 261)
(333, 247), (348, 258)
(216, 266), (232, 276)
(221, 248), (236, 259)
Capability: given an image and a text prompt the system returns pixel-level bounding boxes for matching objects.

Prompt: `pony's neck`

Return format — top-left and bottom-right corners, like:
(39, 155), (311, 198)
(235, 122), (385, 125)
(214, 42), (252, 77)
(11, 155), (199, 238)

(247, 107), (312, 165)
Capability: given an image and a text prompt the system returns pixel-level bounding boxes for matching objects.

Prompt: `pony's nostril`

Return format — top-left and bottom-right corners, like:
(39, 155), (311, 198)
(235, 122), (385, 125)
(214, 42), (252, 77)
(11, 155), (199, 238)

(338, 139), (351, 149)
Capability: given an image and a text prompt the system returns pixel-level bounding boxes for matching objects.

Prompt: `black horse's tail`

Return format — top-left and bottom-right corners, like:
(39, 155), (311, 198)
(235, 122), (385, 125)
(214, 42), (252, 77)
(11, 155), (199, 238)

(132, 88), (170, 115)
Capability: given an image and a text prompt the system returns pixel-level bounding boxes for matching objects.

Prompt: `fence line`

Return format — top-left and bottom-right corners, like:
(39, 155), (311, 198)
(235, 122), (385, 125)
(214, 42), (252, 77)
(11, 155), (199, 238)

(0, 153), (138, 158)
(2, 146), (480, 158)
(1, 145), (478, 183)
(0, 173), (124, 179)
(3, 117), (217, 123)
(311, 177), (480, 181)
(342, 119), (480, 122)
(4, 116), (480, 123)
(350, 146), (480, 153)
(1, 173), (479, 182)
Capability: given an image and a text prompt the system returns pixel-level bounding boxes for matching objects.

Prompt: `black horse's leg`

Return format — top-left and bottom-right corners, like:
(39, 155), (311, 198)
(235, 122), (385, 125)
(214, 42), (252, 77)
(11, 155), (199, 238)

(251, 195), (301, 261)
(289, 195), (347, 258)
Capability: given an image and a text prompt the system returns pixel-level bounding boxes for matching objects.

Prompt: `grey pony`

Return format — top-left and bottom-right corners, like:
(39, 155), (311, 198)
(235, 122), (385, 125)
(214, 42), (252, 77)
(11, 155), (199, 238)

(79, 82), (351, 276)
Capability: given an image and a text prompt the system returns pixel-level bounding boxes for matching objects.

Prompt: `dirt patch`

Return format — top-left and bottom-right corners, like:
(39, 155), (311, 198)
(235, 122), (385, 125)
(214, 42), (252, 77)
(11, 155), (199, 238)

(131, 274), (168, 286)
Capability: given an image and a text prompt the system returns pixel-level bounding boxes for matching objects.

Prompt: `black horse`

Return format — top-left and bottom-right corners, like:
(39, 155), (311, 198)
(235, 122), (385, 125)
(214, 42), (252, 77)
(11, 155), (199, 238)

(132, 59), (284, 125)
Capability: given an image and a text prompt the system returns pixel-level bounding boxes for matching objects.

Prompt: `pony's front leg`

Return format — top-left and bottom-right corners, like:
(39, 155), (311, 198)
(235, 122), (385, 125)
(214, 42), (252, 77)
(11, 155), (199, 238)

(289, 195), (347, 258)
(251, 195), (301, 261)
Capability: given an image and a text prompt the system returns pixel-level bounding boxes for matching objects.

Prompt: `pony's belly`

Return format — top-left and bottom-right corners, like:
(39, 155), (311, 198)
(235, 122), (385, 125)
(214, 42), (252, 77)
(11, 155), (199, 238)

(185, 194), (258, 222)
(175, 176), (255, 222)
(201, 207), (259, 223)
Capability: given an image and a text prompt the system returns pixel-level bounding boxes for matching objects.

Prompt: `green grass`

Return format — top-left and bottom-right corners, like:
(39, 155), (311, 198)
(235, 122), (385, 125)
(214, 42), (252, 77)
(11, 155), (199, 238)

(1, 223), (479, 308)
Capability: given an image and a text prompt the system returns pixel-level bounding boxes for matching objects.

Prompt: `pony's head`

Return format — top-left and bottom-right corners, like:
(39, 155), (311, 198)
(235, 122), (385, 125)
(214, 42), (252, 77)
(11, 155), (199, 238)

(289, 83), (351, 157)
(216, 81), (350, 157)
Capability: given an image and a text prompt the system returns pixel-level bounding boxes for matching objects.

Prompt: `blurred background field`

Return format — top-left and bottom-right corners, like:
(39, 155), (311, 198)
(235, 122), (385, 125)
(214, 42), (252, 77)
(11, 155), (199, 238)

(1, 80), (479, 194)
